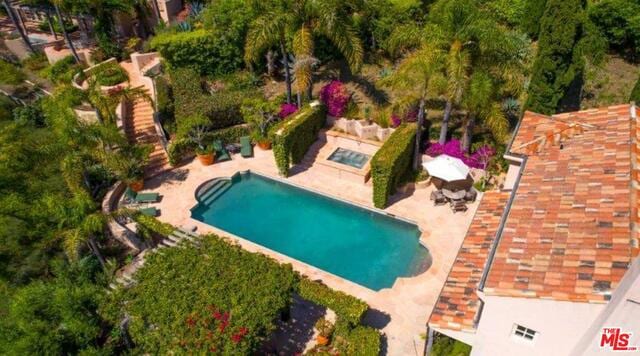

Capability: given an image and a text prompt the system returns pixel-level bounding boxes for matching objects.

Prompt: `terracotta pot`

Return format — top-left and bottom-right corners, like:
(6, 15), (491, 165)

(257, 140), (272, 150)
(129, 180), (144, 192)
(197, 153), (215, 166)
(316, 335), (329, 346)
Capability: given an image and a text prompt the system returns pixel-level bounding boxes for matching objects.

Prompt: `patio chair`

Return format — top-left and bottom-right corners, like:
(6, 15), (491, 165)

(430, 190), (447, 206)
(450, 199), (468, 213)
(125, 187), (160, 204)
(213, 140), (231, 162)
(138, 206), (158, 216)
(465, 187), (478, 202)
(240, 136), (253, 158)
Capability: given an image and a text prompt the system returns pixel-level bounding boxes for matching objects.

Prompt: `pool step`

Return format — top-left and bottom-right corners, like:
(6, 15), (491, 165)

(201, 181), (231, 205)
(197, 179), (231, 205)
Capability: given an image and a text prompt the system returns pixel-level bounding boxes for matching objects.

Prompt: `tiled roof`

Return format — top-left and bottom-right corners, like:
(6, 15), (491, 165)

(429, 191), (510, 332)
(429, 104), (639, 332)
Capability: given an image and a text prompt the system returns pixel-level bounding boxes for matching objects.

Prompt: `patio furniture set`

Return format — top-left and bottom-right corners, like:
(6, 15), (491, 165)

(423, 154), (478, 213)
(430, 187), (477, 213)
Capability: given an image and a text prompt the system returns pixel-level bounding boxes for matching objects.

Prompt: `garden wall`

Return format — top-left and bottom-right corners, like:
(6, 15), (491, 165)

(370, 123), (416, 208)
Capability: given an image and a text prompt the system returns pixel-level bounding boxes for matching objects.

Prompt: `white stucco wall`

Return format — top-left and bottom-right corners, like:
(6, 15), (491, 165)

(471, 295), (605, 356)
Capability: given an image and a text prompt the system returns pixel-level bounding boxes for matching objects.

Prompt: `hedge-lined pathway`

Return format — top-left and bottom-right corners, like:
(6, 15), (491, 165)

(142, 131), (480, 356)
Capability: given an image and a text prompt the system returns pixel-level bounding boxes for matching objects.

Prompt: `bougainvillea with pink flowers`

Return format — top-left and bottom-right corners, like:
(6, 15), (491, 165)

(178, 306), (250, 352)
(319, 80), (351, 117)
(426, 139), (495, 169)
(278, 103), (298, 118)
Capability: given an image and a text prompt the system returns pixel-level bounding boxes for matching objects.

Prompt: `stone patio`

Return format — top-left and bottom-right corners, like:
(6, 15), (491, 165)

(142, 137), (479, 356)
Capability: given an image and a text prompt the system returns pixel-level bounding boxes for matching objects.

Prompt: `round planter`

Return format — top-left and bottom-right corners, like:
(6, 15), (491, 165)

(129, 180), (144, 192)
(316, 335), (329, 346)
(257, 140), (272, 150)
(197, 153), (215, 166)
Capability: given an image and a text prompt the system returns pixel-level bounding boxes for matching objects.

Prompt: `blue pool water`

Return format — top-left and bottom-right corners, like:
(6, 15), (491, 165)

(191, 172), (428, 290)
(327, 147), (370, 169)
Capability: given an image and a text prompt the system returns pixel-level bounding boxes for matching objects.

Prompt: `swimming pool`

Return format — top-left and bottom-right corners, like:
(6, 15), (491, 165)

(327, 147), (370, 169)
(191, 171), (428, 291)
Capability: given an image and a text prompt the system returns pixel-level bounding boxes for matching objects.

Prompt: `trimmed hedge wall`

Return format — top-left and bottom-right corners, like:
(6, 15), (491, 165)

(297, 278), (368, 326)
(149, 30), (243, 76)
(272, 104), (327, 177)
(170, 68), (244, 130)
(371, 123), (416, 208)
(167, 124), (250, 165)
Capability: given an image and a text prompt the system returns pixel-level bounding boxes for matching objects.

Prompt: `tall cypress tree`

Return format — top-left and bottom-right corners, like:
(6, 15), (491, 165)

(524, 0), (604, 114)
(520, 0), (547, 39)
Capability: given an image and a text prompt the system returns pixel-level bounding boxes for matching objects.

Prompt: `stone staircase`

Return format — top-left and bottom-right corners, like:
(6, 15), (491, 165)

(124, 93), (171, 178)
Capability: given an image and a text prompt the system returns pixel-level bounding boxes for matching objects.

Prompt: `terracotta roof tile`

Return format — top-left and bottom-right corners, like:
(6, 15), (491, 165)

(429, 104), (639, 332)
(429, 191), (510, 332)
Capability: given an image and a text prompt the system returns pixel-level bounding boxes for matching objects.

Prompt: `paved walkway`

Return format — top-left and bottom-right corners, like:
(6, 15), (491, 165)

(139, 134), (480, 356)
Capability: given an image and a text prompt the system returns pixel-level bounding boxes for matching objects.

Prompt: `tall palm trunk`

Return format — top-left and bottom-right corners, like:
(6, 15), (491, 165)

(45, 10), (58, 40)
(280, 40), (292, 104)
(414, 97), (426, 170)
(54, 3), (81, 63)
(150, 0), (162, 24)
(87, 235), (106, 270)
(439, 100), (453, 144)
(462, 113), (475, 152)
(265, 50), (276, 77)
(2, 0), (35, 54)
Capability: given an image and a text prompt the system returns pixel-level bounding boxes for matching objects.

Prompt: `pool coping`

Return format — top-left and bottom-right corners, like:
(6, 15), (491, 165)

(189, 169), (430, 293)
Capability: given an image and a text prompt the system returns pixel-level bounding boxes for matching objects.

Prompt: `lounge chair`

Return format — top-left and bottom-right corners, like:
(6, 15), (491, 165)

(213, 140), (231, 162)
(465, 187), (478, 202)
(430, 190), (447, 206)
(240, 136), (253, 158)
(125, 187), (160, 204)
(450, 199), (468, 213)
(139, 206), (158, 216)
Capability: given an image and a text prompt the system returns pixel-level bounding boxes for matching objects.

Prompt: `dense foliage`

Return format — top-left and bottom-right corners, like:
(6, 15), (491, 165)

(589, 0), (640, 59)
(319, 81), (351, 117)
(102, 234), (298, 354)
(272, 104), (327, 176)
(0, 60), (26, 85)
(525, 0), (605, 114)
(298, 279), (368, 326)
(41, 56), (84, 84)
(520, 0), (547, 38)
(168, 124), (251, 165)
(431, 333), (471, 356)
(150, 29), (244, 76)
(93, 62), (128, 87)
(371, 123), (416, 208)
(631, 75), (640, 103)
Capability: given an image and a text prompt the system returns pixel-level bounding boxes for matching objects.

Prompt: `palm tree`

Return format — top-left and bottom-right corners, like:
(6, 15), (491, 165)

(460, 71), (509, 152)
(2, 0), (35, 53)
(52, 0), (80, 62)
(382, 44), (445, 170)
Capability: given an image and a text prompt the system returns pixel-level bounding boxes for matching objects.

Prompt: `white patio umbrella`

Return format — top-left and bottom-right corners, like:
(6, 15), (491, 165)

(422, 154), (470, 182)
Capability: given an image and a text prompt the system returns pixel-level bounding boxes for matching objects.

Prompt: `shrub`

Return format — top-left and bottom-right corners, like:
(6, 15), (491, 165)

(431, 333), (471, 356)
(271, 104), (327, 176)
(520, 0), (547, 38)
(425, 139), (495, 169)
(171, 68), (245, 130)
(631, 75), (640, 103)
(0, 59), (26, 85)
(278, 103), (298, 118)
(41, 56), (83, 84)
(93, 63), (128, 86)
(149, 29), (243, 76)
(133, 214), (175, 237)
(589, 0), (640, 59)
(101, 234), (298, 354)
(155, 75), (174, 131)
(320, 81), (351, 117)
(332, 320), (381, 356)
(297, 278), (368, 327)
(21, 53), (48, 71)
(371, 123), (416, 208)
(168, 124), (250, 165)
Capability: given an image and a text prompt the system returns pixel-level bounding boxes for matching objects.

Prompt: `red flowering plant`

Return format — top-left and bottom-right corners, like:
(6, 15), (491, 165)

(319, 80), (351, 117)
(176, 305), (250, 353)
(426, 139), (495, 170)
(278, 103), (298, 118)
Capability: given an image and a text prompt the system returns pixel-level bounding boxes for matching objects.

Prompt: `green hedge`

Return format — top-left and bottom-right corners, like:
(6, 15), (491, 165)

(332, 320), (381, 356)
(170, 68), (244, 130)
(167, 124), (250, 165)
(149, 29), (243, 76)
(272, 104), (327, 177)
(133, 214), (175, 237)
(297, 278), (368, 327)
(101, 234), (298, 354)
(630, 76), (640, 103)
(371, 123), (416, 208)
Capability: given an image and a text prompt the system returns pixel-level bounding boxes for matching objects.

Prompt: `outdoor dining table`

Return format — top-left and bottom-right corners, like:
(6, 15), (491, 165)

(442, 188), (466, 201)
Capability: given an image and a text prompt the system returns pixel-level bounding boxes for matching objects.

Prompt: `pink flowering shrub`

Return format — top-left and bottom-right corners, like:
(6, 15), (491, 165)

(278, 103), (298, 118)
(426, 139), (495, 169)
(390, 114), (402, 128)
(319, 80), (351, 117)
(390, 109), (419, 128)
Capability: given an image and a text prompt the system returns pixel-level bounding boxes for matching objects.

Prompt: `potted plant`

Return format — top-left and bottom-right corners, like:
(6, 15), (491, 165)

(102, 143), (152, 192)
(241, 98), (280, 150)
(314, 317), (334, 346)
(195, 144), (215, 166)
(176, 115), (213, 165)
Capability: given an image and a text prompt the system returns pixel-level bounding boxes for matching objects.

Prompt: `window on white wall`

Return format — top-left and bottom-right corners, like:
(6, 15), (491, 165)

(512, 324), (537, 342)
